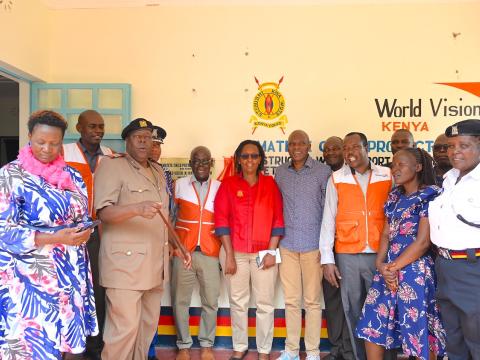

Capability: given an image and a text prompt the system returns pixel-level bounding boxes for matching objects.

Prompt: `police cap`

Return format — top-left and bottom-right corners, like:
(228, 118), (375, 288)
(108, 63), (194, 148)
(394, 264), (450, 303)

(152, 126), (167, 144)
(121, 118), (154, 140)
(445, 119), (480, 137)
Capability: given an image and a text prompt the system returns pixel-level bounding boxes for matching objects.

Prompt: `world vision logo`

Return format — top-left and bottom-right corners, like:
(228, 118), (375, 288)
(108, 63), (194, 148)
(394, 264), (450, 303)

(375, 82), (480, 133)
(250, 76), (288, 134)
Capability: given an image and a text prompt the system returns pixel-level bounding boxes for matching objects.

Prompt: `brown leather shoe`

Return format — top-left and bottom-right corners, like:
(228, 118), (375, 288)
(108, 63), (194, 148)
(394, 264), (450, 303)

(258, 353), (270, 360)
(176, 349), (191, 360)
(200, 347), (215, 360)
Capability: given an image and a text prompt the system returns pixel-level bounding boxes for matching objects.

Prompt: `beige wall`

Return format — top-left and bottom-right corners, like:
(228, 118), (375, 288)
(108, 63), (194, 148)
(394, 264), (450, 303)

(1, 0), (49, 146)
(1, 0), (479, 307)
(0, 0), (50, 80)
(2, 2), (480, 160)
(45, 3), (480, 158)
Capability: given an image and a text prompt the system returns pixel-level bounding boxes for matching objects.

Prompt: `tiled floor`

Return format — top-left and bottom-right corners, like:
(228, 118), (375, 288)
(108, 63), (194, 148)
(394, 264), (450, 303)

(154, 348), (413, 359)
(155, 348), (330, 359)
(81, 348), (413, 359)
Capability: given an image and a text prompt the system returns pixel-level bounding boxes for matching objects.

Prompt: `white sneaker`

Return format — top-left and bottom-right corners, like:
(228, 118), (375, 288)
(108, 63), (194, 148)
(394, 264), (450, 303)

(275, 350), (300, 360)
(305, 355), (320, 360)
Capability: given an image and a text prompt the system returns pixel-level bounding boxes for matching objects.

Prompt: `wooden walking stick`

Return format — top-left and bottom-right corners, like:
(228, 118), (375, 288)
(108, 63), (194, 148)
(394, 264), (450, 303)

(156, 208), (189, 260)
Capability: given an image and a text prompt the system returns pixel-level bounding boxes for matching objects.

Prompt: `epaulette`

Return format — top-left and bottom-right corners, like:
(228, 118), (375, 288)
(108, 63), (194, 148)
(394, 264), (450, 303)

(105, 153), (126, 159)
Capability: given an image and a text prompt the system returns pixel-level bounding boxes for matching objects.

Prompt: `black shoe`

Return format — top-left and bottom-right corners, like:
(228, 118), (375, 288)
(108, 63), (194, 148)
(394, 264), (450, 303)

(84, 351), (102, 360)
(323, 355), (342, 360)
(148, 357), (158, 360)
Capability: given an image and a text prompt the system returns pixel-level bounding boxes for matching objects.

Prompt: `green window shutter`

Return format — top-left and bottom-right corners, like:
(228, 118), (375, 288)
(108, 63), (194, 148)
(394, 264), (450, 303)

(31, 83), (131, 152)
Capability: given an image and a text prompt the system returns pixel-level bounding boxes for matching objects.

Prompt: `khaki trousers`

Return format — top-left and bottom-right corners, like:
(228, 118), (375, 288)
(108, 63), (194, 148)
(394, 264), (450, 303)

(101, 287), (163, 360)
(225, 252), (277, 354)
(279, 247), (323, 356)
(171, 252), (221, 349)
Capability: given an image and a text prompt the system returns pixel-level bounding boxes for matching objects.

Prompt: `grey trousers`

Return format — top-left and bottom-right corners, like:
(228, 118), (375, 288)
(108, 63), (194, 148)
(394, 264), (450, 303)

(336, 253), (397, 360)
(436, 255), (480, 360)
(171, 252), (221, 349)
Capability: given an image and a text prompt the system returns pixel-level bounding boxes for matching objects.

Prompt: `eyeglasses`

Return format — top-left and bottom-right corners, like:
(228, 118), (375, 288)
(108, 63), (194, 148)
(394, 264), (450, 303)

(433, 144), (448, 152)
(239, 154), (260, 160)
(191, 159), (212, 166)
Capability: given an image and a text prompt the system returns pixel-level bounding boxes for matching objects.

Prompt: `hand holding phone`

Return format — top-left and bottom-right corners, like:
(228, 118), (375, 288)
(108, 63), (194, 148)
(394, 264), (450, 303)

(76, 220), (101, 233)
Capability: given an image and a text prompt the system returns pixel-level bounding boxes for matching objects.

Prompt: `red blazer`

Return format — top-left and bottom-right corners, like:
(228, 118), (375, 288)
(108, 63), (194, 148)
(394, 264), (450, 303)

(214, 173), (285, 253)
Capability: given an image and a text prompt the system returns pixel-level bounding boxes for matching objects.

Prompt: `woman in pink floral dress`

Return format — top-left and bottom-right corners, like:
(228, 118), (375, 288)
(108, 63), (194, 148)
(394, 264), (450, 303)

(0, 111), (98, 359)
(355, 148), (446, 360)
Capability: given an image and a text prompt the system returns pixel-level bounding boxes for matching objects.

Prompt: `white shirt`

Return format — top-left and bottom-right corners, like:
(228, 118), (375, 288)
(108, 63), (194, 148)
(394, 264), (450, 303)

(429, 162), (480, 250)
(319, 163), (378, 265)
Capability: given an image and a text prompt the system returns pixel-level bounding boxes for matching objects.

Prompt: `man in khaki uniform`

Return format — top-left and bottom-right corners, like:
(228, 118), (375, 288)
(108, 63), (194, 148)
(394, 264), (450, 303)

(94, 118), (189, 360)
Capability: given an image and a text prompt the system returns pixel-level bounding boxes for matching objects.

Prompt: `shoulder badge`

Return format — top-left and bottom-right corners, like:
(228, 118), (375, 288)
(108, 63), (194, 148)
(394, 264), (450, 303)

(105, 153), (126, 159)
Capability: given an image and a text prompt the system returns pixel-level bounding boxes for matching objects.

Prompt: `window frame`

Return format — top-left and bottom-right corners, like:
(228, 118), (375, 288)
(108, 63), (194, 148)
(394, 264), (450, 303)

(31, 83), (131, 141)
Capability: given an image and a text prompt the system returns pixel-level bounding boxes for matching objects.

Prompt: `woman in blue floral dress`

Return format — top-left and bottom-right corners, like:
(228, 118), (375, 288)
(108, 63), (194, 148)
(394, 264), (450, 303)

(355, 148), (446, 360)
(0, 111), (98, 359)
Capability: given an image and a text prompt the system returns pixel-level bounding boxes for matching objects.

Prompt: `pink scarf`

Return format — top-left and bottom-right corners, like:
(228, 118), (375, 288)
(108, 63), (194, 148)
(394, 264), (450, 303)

(17, 145), (76, 191)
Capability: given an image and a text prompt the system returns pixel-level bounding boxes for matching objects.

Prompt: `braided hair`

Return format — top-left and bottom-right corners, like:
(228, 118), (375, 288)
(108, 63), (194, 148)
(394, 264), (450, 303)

(402, 147), (436, 187)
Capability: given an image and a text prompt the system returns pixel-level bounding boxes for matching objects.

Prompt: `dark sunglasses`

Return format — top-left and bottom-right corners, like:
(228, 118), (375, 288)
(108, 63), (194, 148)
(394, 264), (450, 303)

(239, 154), (260, 160)
(433, 144), (449, 152)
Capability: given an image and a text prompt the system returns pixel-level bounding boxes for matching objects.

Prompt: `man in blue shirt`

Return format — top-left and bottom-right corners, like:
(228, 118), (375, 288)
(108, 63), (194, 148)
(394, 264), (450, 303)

(275, 130), (331, 360)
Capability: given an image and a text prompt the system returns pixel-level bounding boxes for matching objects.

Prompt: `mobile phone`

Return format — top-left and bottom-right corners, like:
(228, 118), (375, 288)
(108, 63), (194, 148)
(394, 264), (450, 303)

(76, 220), (101, 232)
(256, 256), (263, 268)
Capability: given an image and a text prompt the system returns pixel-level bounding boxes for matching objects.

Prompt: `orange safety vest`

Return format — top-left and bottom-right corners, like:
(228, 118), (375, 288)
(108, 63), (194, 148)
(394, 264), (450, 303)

(333, 165), (391, 253)
(174, 176), (221, 257)
(63, 142), (113, 218)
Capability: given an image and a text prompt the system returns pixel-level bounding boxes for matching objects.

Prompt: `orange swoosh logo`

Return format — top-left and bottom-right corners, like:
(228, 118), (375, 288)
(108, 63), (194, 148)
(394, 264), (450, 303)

(436, 82), (480, 97)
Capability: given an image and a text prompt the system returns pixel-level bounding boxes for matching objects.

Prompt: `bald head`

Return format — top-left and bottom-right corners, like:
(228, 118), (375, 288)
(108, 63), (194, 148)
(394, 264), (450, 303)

(288, 129), (310, 143)
(76, 110), (105, 148)
(325, 136), (343, 146)
(391, 129), (414, 154)
(324, 136), (344, 171)
(78, 110), (101, 126)
(288, 130), (311, 169)
(435, 133), (448, 145)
